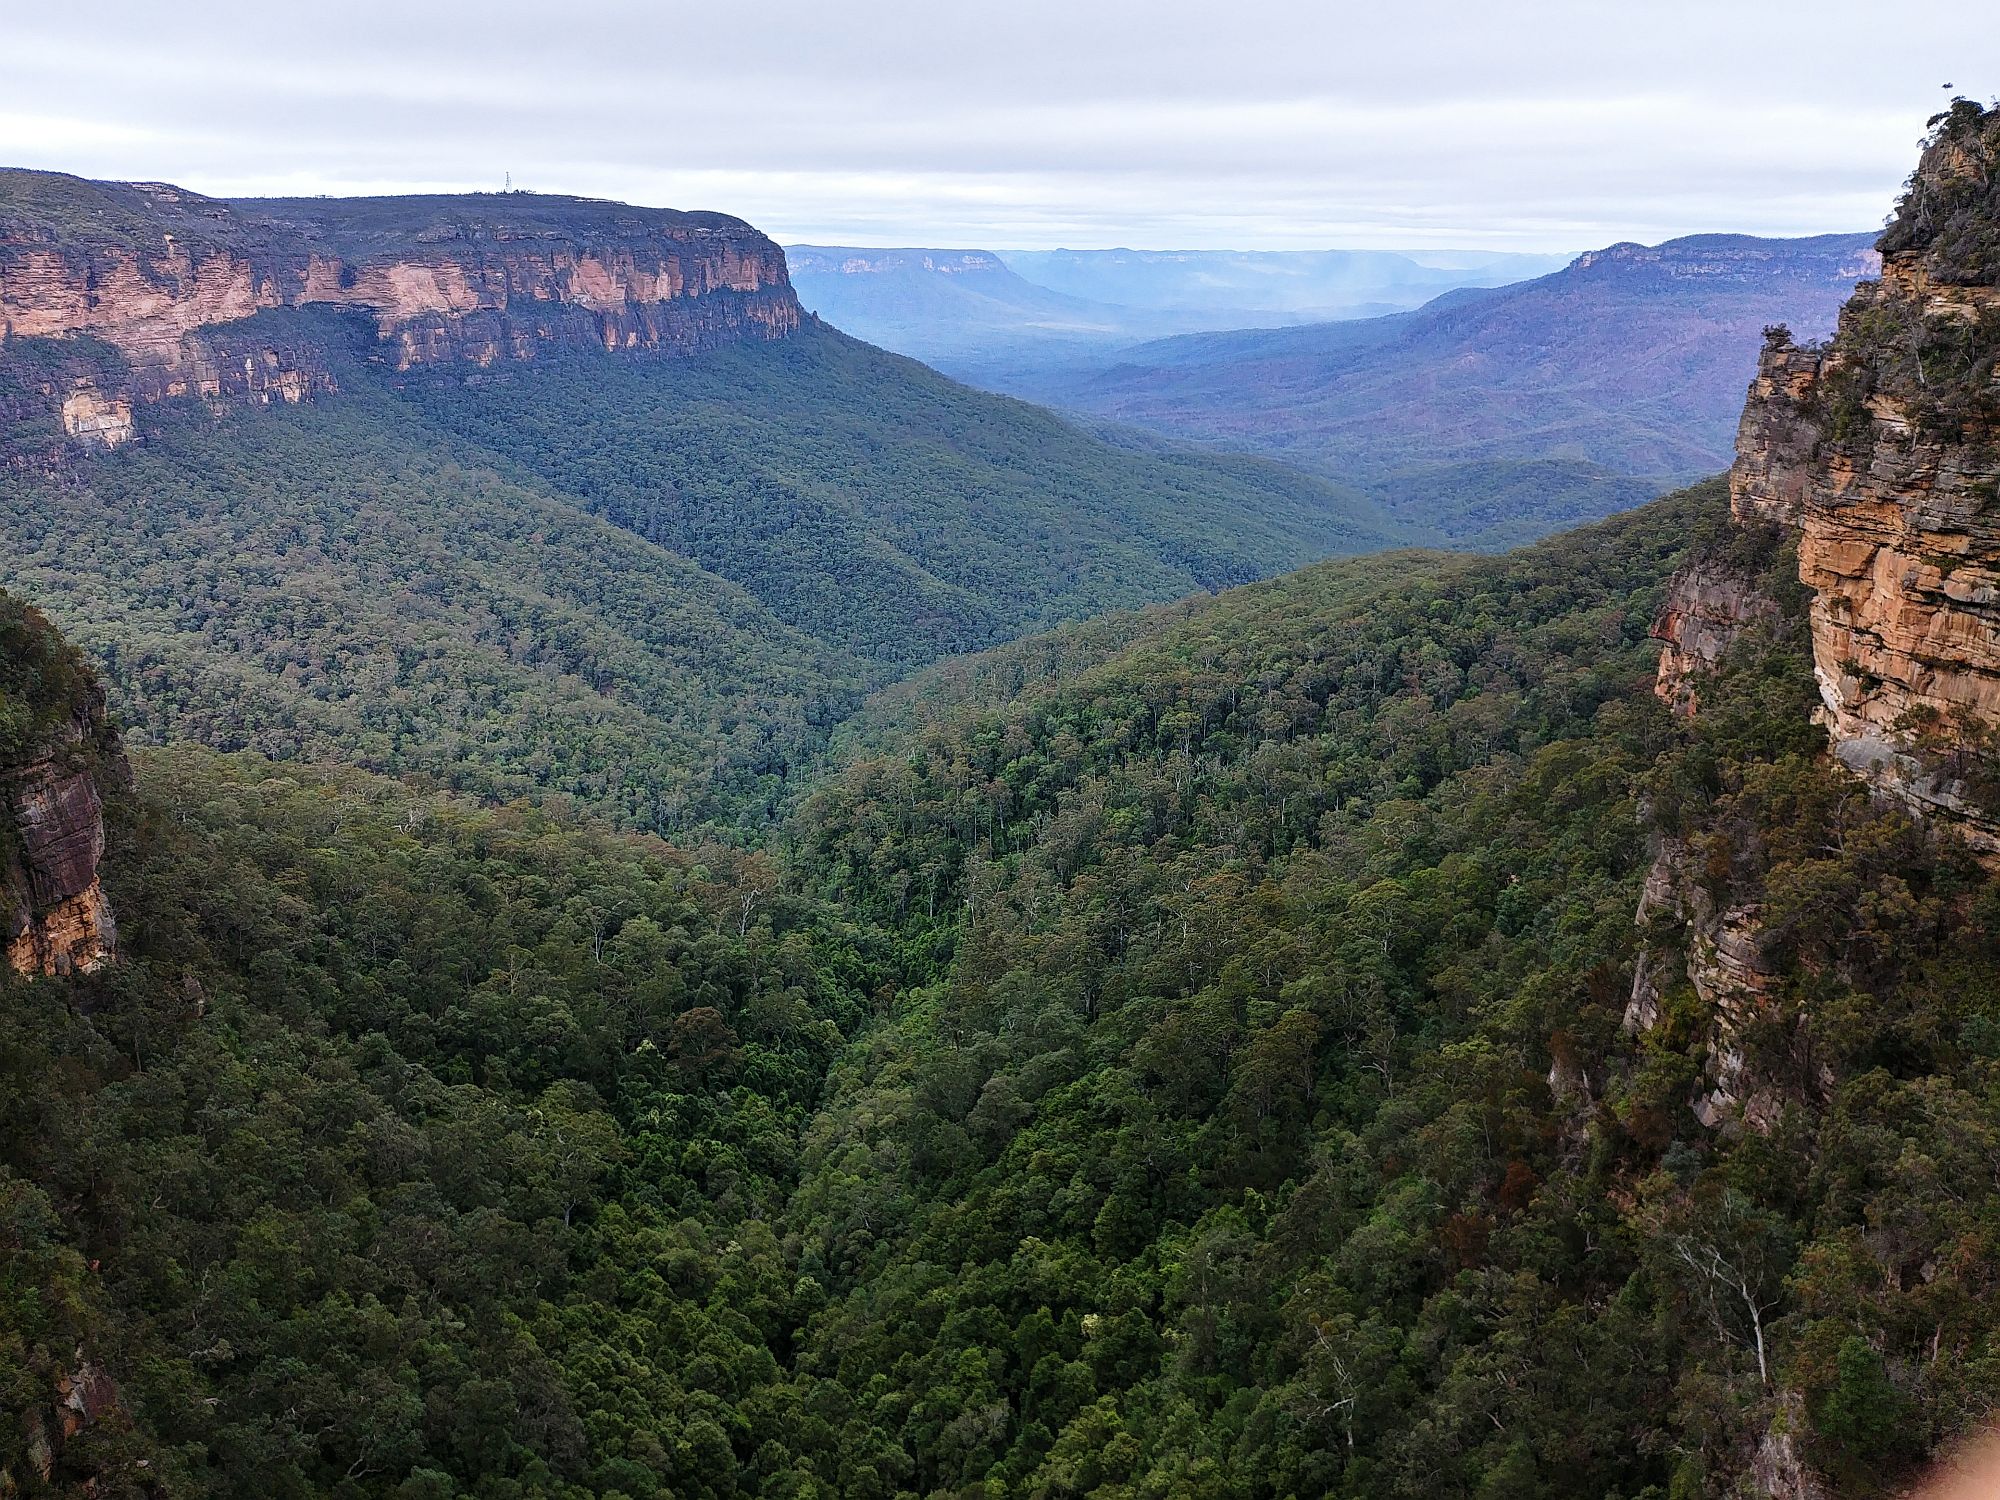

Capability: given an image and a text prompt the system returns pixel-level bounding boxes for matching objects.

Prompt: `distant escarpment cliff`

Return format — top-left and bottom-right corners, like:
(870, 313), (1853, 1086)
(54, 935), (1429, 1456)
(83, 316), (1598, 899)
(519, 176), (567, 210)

(1, 592), (125, 979)
(0, 170), (800, 449)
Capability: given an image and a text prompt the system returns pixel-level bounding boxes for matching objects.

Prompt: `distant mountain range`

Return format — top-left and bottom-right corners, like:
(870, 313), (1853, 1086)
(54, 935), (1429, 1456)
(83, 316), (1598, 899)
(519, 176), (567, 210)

(787, 231), (1880, 549)
(784, 243), (1570, 384)
(994, 231), (1882, 547)
(783, 245), (1206, 362)
(998, 245), (1571, 318)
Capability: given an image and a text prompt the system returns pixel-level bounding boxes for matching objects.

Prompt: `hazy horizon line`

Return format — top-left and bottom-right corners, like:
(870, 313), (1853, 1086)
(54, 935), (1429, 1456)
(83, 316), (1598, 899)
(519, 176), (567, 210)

(1, 159), (1884, 260)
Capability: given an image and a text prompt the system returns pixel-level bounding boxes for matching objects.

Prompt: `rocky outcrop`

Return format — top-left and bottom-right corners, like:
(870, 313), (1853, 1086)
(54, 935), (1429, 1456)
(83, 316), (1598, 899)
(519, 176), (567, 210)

(1729, 327), (1831, 528)
(1637, 503), (1815, 1133)
(1627, 836), (1784, 1131)
(1631, 101), (2000, 1153)
(3, 681), (125, 978)
(2, 594), (127, 980)
(1724, 100), (2000, 858)
(58, 383), (134, 447)
(18, 1350), (122, 1487)
(1652, 552), (1784, 716)
(0, 170), (802, 443)
(1750, 1408), (1832, 1500)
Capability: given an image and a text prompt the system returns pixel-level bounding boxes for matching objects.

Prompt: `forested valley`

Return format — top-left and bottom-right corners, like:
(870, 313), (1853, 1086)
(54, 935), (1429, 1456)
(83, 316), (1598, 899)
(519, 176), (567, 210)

(9, 476), (1998, 1497)
(0, 314), (1404, 838)
(9, 97), (2000, 1499)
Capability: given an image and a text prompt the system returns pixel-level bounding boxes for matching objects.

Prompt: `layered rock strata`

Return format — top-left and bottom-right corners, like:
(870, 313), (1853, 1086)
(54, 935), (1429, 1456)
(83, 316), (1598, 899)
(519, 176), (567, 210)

(1630, 101), (2000, 1143)
(0, 170), (802, 442)
(1651, 552), (1784, 717)
(3, 679), (125, 977)
(1726, 100), (2000, 854)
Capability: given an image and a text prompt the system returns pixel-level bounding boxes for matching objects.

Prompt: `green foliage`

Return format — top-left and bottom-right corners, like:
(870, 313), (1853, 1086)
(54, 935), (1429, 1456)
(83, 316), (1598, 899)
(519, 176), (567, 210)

(400, 321), (1407, 667)
(0, 333), (131, 464)
(774, 477), (2000, 1496)
(1879, 98), (2000, 282)
(772, 487), (1714, 1495)
(0, 371), (863, 836)
(1810, 1337), (1919, 1484)
(0, 170), (259, 252)
(3, 748), (877, 1497)
(0, 592), (92, 763)
(0, 172), (756, 263)
(1365, 457), (1672, 551)
(1, 316), (1405, 834)
(1825, 293), (2000, 448)
(8, 475), (2000, 1495)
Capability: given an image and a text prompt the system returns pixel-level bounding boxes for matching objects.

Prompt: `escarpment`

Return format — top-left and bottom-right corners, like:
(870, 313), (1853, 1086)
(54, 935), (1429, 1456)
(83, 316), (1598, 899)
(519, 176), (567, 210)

(0, 170), (801, 445)
(1723, 99), (2000, 854)
(1631, 100), (2000, 1137)
(1, 595), (127, 979)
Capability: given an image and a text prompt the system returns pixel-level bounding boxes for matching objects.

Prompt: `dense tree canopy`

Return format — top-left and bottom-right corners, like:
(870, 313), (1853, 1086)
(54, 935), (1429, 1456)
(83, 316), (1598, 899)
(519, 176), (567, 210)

(7, 481), (2000, 1497)
(401, 322), (1406, 668)
(4, 750), (880, 1497)
(0, 315), (1405, 844)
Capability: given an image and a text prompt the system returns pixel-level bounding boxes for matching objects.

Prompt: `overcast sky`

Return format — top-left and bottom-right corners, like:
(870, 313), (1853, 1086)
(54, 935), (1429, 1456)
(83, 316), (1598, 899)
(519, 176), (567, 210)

(3, 1), (1994, 252)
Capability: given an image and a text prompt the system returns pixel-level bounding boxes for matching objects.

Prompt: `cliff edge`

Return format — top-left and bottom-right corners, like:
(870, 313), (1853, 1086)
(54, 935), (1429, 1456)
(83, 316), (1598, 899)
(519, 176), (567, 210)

(1, 592), (126, 978)
(1634, 99), (2000, 1139)
(0, 170), (802, 446)
(1725, 98), (2000, 852)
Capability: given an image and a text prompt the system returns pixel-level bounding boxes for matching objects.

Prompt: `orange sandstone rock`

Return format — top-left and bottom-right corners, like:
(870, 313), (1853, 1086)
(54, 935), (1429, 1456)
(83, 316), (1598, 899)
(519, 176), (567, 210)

(2, 681), (127, 980)
(1724, 101), (2000, 856)
(0, 171), (803, 435)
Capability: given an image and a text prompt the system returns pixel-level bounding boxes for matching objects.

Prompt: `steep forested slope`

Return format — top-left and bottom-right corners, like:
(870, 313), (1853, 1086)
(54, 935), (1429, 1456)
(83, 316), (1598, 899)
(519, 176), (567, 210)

(11, 472), (1998, 1496)
(0, 313), (1402, 831)
(2, 741), (882, 1497)
(398, 320), (1403, 664)
(779, 479), (2000, 1497)
(0, 362), (857, 833)
(3, 168), (1409, 830)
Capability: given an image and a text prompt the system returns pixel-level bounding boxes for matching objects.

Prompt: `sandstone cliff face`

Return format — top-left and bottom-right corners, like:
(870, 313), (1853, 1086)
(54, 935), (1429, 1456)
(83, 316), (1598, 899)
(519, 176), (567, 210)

(3, 681), (124, 978)
(1652, 551), (1784, 716)
(1631, 101), (2000, 1147)
(0, 171), (802, 441)
(2, 596), (127, 980)
(1725, 100), (2000, 856)
(1637, 500), (1809, 1133)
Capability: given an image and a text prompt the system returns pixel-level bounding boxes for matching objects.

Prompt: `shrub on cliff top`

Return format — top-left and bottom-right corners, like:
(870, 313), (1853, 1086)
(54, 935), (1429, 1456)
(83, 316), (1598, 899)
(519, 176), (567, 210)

(1879, 96), (2000, 282)
(0, 590), (90, 763)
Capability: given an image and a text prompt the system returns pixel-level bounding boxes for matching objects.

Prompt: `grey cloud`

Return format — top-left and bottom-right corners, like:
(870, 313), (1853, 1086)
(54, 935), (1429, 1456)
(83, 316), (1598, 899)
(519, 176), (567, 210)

(3, 0), (1994, 249)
